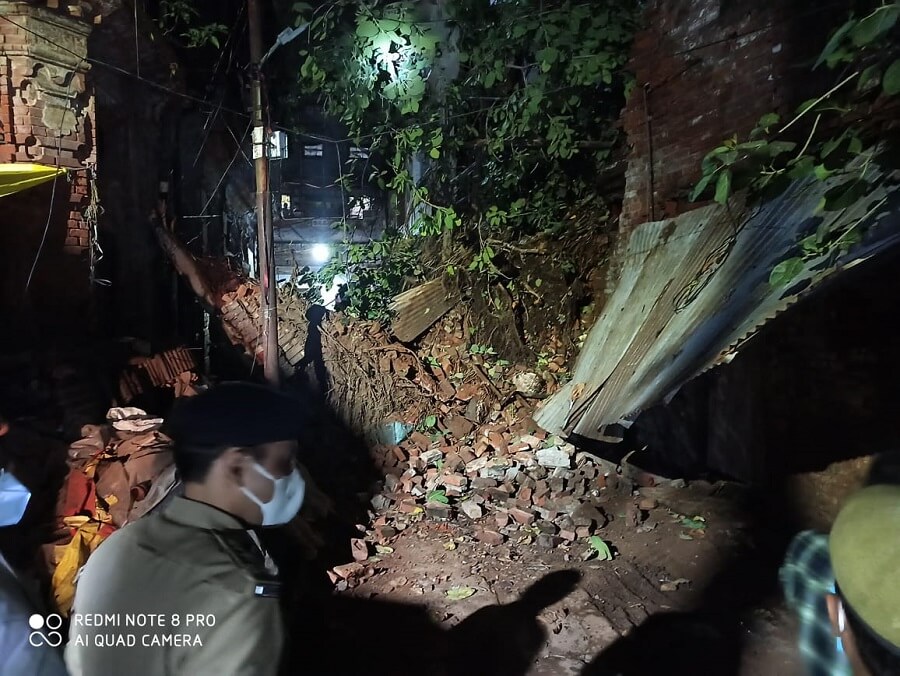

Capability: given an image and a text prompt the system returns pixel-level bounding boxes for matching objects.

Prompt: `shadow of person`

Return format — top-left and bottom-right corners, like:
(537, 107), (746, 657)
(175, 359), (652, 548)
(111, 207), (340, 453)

(279, 570), (583, 676)
(297, 305), (329, 397)
(293, 593), (451, 676)
(446, 569), (583, 676)
(581, 610), (741, 676)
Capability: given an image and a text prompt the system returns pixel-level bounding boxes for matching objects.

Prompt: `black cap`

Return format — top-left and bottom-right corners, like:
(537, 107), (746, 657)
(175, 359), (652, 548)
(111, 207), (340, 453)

(165, 382), (305, 449)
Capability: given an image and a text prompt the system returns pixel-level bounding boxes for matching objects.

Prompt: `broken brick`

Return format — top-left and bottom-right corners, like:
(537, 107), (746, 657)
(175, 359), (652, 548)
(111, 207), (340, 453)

(446, 416), (475, 439)
(398, 500), (421, 514)
(638, 498), (659, 511)
(443, 473), (468, 488)
(409, 431), (432, 450)
(459, 447), (477, 464)
(536, 534), (561, 549)
(477, 529), (506, 546)
(509, 508), (536, 526)
(426, 503), (452, 521)
(460, 501), (483, 520)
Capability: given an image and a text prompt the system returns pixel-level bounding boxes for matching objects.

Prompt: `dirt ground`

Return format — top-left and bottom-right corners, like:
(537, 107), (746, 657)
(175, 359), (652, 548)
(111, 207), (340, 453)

(324, 481), (803, 676)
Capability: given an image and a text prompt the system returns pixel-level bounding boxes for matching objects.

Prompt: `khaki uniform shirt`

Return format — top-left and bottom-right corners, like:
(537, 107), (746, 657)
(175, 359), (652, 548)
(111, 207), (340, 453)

(65, 497), (284, 676)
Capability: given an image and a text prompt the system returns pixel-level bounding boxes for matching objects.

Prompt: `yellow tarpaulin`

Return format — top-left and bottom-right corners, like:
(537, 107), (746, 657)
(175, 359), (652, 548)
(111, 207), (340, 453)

(0, 163), (66, 198)
(51, 516), (112, 616)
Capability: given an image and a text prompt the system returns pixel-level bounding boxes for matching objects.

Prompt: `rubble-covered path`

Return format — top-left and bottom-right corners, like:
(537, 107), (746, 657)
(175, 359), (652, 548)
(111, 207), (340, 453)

(304, 478), (803, 676)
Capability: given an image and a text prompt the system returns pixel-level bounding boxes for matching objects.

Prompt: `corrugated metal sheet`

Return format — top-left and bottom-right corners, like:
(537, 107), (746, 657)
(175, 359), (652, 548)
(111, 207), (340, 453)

(389, 278), (458, 343)
(535, 170), (900, 440)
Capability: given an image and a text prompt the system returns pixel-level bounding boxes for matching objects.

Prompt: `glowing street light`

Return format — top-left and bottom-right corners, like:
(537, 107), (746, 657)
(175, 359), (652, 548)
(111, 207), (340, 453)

(311, 243), (331, 264)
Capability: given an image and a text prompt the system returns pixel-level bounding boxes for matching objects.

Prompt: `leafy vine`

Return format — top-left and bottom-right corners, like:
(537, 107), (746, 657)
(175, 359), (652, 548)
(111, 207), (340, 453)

(691, 3), (900, 287)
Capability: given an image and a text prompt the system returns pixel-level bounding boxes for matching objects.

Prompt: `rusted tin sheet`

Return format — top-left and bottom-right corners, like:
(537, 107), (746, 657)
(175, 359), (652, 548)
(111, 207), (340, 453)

(535, 170), (900, 440)
(389, 278), (458, 343)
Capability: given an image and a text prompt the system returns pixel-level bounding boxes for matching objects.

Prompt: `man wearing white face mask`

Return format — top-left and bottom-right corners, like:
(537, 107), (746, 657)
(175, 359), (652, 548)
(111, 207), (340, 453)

(0, 421), (68, 675)
(66, 383), (307, 676)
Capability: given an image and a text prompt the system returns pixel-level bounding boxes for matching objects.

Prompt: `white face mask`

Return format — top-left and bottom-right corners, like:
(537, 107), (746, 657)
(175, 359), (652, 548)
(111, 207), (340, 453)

(240, 462), (305, 526)
(0, 469), (31, 527)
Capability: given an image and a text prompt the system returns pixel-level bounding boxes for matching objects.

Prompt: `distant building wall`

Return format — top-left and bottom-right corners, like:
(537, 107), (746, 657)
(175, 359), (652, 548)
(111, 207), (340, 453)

(618, 0), (841, 230)
(0, 2), (98, 333)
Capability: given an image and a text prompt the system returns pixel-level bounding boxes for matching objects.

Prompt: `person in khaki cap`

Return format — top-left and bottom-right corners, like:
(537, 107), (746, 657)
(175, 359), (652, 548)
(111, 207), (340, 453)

(826, 484), (900, 676)
(65, 382), (307, 676)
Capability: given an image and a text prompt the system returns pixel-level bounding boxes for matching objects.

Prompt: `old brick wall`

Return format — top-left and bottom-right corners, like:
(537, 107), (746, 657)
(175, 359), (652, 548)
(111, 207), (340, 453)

(0, 2), (97, 335)
(619, 0), (843, 230)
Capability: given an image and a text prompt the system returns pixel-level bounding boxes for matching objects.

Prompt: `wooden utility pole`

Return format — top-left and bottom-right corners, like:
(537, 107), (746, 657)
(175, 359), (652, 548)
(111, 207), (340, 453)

(248, 0), (280, 386)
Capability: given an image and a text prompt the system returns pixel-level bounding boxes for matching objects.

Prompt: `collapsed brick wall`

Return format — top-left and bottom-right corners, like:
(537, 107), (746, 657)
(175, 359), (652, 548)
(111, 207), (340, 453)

(619, 0), (843, 231)
(0, 2), (97, 331)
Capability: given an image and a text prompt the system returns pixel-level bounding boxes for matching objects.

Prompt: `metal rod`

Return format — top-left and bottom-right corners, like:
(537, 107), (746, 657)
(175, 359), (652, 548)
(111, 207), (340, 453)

(248, 0), (280, 387)
(642, 83), (655, 222)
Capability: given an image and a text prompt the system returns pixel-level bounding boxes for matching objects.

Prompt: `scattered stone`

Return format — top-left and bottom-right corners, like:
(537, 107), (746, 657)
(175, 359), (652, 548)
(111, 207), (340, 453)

(572, 504), (606, 529)
(575, 526), (592, 539)
(384, 474), (401, 493)
(519, 434), (543, 449)
(557, 515), (575, 531)
(420, 449), (445, 466)
(459, 447), (477, 464)
(333, 562), (365, 580)
(626, 503), (642, 528)
(444, 452), (465, 472)
(660, 578), (691, 592)
(446, 416), (475, 439)
(464, 398), (484, 423)
(536, 521), (558, 535)
(409, 431), (432, 450)
(370, 494), (392, 511)
(537, 534), (562, 549)
(560, 529), (577, 542)
(443, 473), (468, 488)
(376, 526), (397, 541)
(494, 511), (511, 528)
(351, 538), (369, 562)
(477, 529), (506, 546)
(513, 451), (537, 467)
(550, 467), (571, 480)
(638, 498), (659, 511)
(509, 508), (536, 526)
(536, 447), (572, 469)
(460, 501), (483, 520)
(484, 487), (510, 504)
(513, 372), (543, 397)
(536, 507), (559, 522)
(425, 503), (452, 520)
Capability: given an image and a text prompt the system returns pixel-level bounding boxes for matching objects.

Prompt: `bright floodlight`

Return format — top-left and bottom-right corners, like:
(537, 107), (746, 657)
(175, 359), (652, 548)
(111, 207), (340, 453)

(311, 243), (331, 264)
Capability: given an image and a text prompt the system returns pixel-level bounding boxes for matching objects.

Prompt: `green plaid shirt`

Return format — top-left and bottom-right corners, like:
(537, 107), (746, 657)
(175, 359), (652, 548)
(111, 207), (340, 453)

(780, 531), (851, 676)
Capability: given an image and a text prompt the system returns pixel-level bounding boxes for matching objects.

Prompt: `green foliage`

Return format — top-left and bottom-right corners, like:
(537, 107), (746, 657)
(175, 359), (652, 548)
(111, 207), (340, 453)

(467, 344), (497, 356)
(692, 5), (899, 288)
(318, 234), (422, 321)
(427, 489), (449, 504)
(157, 1), (227, 48)
(294, 0), (639, 246)
(586, 536), (613, 561)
